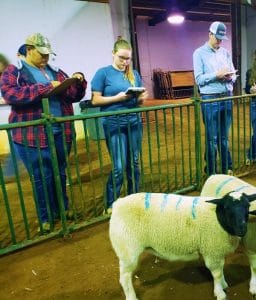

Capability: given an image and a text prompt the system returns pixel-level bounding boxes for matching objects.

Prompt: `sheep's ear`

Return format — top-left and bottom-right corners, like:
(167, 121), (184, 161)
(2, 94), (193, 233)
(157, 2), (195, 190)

(206, 199), (220, 205)
(249, 210), (256, 216)
(245, 193), (256, 202)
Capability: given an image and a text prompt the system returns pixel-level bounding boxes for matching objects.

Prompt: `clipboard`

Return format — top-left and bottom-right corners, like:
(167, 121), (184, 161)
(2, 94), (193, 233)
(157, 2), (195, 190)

(125, 87), (145, 96)
(47, 78), (78, 96)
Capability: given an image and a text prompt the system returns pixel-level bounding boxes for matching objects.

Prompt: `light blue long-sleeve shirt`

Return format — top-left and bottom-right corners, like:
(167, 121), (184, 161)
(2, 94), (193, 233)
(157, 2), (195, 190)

(193, 42), (236, 94)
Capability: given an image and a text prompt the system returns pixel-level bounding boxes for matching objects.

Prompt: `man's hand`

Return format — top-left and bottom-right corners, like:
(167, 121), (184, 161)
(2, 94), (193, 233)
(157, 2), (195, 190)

(250, 84), (256, 94)
(216, 68), (230, 80)
(0, 97), (6, 104)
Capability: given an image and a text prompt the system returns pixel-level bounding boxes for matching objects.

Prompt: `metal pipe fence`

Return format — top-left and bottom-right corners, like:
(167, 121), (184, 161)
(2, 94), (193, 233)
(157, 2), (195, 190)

(0, 94), (255, 255)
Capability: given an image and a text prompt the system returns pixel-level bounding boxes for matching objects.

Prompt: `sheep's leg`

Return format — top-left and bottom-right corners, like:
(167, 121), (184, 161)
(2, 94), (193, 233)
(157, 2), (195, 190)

(247, 252), (256, 295)
(110, 224), (143, 300)
(204, 257), (227, 300)
(119, 258), (139, 300)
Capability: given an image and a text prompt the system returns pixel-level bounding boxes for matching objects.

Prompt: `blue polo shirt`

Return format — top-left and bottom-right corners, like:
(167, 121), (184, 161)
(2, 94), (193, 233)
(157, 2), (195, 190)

(91, 65), (142, 112)
(193, 42), (236, 94)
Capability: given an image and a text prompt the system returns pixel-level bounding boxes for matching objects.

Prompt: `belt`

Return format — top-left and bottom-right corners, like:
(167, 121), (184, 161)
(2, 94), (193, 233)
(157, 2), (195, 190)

(200, 93), (230, 97)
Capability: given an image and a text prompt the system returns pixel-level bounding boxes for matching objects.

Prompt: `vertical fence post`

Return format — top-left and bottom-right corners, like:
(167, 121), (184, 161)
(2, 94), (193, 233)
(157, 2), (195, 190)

(193, 94), (203, 190)
(41, 98), (68, 235)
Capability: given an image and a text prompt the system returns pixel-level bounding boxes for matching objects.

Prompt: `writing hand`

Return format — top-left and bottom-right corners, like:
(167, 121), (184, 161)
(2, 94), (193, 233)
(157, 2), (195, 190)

(0, 97), (6, 104)
(72, 72), (85, 82)
(250, 84), (256, 94)
(137, 90), (149, 105)
(216, 68), (230, 80)
(51, 81), (61, 88)
(223, 74), (232, 81)
(116, 91), (131, 101)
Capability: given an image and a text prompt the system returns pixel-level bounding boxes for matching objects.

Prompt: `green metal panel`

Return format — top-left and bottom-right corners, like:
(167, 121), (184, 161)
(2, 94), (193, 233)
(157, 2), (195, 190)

(0, 95), (255, 255)
(82, 107), (105, 140)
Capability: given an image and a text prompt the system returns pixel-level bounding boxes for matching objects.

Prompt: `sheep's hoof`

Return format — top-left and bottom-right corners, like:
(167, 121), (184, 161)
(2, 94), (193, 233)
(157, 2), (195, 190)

(216, 295), (226, 300)
(249, 280), (256, 296)
(250, 286), (256, 296)
(215, 290), (226, 300)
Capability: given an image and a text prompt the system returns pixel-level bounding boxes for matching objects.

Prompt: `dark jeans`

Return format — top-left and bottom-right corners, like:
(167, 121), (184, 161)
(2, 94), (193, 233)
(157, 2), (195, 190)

(103, 116), (142, 208)
(248, 98), (256, 160)
(14, 132), (71, 223)
(201, 95), (233, 175)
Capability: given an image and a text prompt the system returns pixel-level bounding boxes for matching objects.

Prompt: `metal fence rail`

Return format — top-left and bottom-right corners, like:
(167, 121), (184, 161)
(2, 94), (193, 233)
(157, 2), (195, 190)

(0, 95), (254, 255)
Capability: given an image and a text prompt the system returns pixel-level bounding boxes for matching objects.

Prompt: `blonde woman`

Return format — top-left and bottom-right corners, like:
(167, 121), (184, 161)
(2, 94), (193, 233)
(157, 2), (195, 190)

(91, 38), (148, 212)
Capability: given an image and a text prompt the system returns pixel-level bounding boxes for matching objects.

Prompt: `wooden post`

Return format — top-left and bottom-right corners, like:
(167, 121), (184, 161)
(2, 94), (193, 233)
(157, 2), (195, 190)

(128, 0), (140, 73)
(231, 0), (242, 95)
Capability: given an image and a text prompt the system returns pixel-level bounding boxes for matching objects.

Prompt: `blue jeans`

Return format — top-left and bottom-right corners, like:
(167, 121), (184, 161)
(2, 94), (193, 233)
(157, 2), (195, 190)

(248, 98), (256, 160)
(103, 115), (142, 208)
(201, 95), (233, 175)
(2, 140), (17, 178)
(14, 132), (71, 223)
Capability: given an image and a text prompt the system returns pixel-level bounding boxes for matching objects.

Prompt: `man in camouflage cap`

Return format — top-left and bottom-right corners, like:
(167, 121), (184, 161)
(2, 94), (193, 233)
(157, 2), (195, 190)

(25, 32), (55, 55)
(0, 32), (87, 234)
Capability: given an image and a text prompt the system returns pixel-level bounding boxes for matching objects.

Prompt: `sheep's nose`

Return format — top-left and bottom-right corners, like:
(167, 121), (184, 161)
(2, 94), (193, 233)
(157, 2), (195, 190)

(237, 224), (247, 237)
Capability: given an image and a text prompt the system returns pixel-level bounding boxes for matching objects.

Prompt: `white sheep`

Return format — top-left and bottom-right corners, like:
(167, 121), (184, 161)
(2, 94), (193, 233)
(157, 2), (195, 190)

(201, 174), (256, 201)
(109, 192), (254, 300)
(201, 174), (256, 296)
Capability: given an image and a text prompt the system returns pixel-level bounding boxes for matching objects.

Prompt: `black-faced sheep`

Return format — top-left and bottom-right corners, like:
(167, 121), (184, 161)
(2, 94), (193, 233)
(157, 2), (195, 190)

(201, 174), (256, 297)
(109, 192), (256, 300)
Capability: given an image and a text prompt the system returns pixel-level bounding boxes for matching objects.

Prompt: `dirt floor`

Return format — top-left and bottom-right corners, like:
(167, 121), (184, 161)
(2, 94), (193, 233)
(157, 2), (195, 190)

(0, 175), (256, 300)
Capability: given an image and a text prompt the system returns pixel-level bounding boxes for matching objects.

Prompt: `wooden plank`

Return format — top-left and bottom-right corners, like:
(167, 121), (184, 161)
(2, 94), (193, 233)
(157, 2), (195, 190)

(170, 71), (194, 88)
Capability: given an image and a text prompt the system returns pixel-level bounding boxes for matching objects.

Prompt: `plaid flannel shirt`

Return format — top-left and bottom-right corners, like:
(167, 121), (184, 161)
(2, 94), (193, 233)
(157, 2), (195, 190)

(0, 63), (87, 147)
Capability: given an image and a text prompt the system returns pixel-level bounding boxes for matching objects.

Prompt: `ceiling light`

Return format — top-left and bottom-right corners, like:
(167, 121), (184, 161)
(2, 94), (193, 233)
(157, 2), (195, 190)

(167, 8), (185, 24)
(167, 13), (185, 24)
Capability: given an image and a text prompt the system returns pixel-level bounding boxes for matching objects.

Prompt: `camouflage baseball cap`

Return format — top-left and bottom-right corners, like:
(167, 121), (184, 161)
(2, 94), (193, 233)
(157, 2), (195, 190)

(25, 33), (56, 55)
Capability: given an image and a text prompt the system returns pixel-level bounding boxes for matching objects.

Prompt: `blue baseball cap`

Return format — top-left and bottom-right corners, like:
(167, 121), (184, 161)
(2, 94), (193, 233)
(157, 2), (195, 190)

(17, 44), (27, 56)
(209, 21), (228, 40)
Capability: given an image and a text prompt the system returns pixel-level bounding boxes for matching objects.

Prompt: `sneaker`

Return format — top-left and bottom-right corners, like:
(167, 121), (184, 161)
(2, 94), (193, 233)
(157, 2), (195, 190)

(227, 169), (233, 176)
(65, 210), (74, 220)
(246, 158), (256, 166)
(246, 158), (251, 166)
(37, 222), (51, 234)
(103, 207), (112, 216)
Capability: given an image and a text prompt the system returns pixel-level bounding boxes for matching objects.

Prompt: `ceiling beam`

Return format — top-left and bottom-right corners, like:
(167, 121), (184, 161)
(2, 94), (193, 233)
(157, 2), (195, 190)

(148, 12), (168, 26)
(76, 0), (109, 3)
(132, 0), (232, 25)
(186, 12), (231, 22)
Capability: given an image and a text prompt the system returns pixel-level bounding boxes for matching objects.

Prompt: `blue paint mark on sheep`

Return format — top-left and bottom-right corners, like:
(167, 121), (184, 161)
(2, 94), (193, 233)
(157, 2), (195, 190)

(145, 193), (151, 210)
(192, 197), (200, 219)
(216, 177), (234, 196)
(234, 185), (251, 192)
(176, 196), (183, 210)
(161, 194), (169, 211)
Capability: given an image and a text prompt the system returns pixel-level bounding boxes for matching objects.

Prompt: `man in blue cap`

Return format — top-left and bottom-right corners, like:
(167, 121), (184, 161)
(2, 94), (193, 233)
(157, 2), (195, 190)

(193, 21), (237, 176)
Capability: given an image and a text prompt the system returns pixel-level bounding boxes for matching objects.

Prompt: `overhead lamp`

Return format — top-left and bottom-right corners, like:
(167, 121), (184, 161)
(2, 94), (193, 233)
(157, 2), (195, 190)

(167, 11), (185, 24)
(167, 14), (185, 24)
